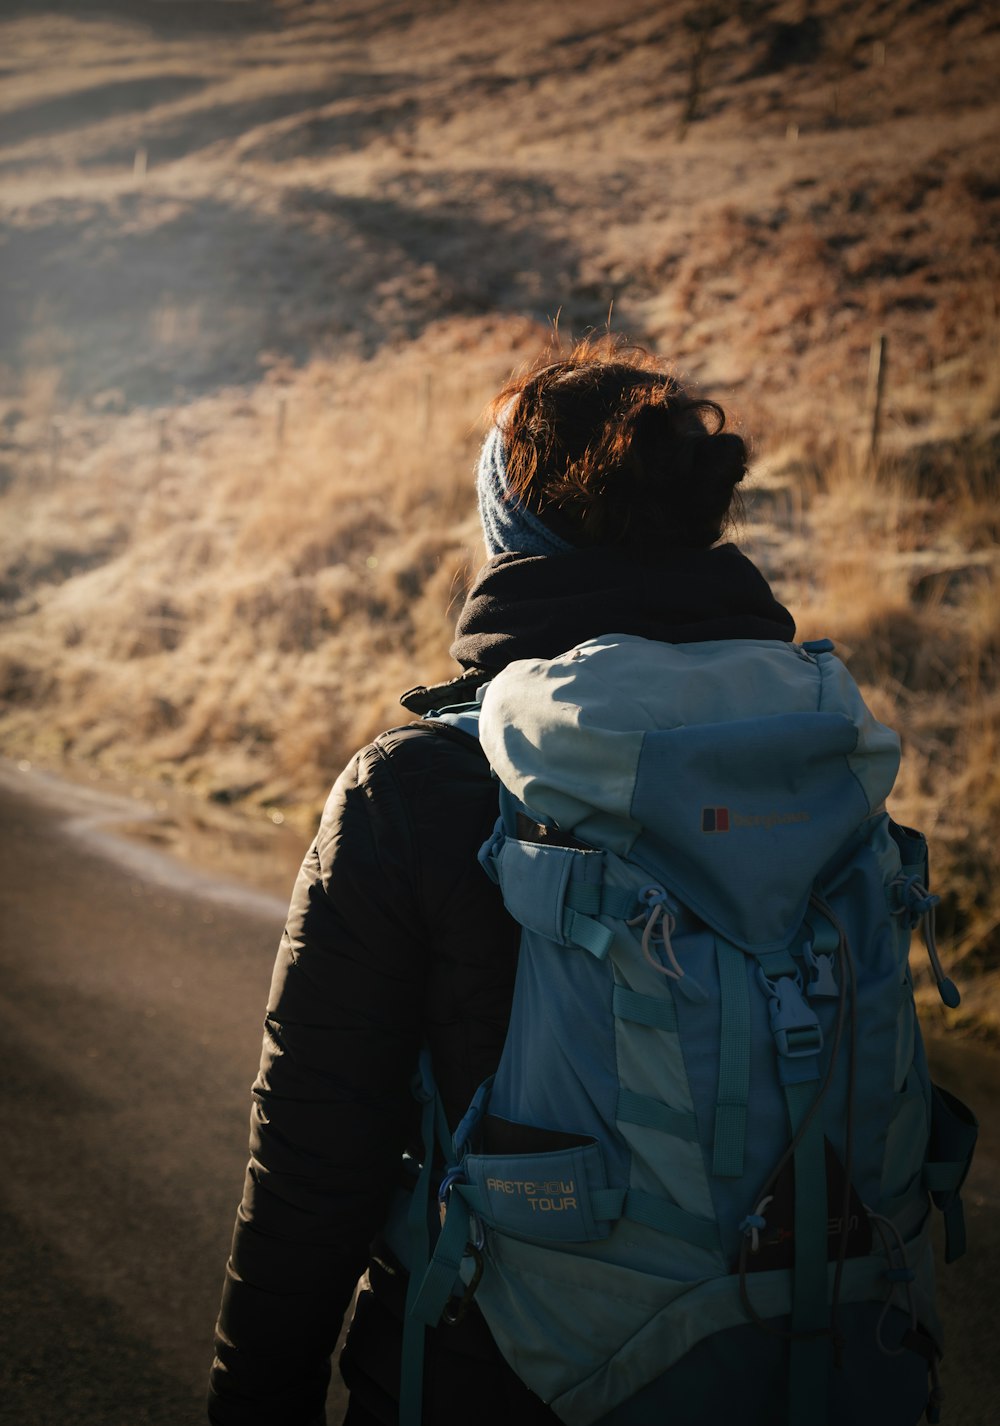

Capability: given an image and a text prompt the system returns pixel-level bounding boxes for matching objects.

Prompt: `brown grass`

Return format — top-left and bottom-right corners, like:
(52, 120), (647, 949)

(1, 0), (998, 1026)
(0, 314), (548, 809)
(744, 425), (1000, 1026)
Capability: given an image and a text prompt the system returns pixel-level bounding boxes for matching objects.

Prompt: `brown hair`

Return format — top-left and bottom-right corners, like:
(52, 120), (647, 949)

(487, 336), (746, 551)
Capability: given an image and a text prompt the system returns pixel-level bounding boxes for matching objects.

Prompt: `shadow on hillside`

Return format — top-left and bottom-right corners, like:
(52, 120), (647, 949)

(1, 180), (579, 405)
(235, 90), (419, 164)
(0, 64), (416, 173)
(0, 0), (279, 36)
(0, 0), (433, 42)
(3, 77), (211, 146)
(77, 82), (400, 169)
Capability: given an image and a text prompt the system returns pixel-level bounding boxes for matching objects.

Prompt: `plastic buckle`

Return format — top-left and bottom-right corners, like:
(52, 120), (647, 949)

(759, 970), (823, 1058)
(801, 939), (838, 999)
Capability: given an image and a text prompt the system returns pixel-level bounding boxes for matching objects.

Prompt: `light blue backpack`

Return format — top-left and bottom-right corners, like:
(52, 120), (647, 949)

(400, 635), (976, 1426)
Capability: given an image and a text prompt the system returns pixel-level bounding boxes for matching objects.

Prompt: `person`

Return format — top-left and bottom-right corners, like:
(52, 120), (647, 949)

(208, 337), (799, 1426)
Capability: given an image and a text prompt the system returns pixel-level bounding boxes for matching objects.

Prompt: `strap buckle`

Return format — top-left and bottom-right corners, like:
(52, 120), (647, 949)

(759, 969), (823, 1058)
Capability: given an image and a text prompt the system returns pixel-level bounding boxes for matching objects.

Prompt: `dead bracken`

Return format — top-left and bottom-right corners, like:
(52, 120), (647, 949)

(0, 0), (997, 1035)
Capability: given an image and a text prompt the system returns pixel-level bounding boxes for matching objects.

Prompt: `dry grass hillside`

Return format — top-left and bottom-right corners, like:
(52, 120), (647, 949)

(1, 0), (998, 1032)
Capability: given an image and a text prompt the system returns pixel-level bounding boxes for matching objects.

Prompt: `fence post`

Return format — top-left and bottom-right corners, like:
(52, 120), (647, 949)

(866, 331), (887, 468)
(49, 421), (61, 481)
(420, 371), (432, 438)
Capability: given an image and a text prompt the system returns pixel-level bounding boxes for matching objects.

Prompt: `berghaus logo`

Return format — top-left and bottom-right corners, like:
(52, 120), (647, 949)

(702, 807), (811, 832)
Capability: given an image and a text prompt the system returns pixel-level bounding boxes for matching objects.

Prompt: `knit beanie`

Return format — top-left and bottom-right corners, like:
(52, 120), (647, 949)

(476, 419), (574, 558)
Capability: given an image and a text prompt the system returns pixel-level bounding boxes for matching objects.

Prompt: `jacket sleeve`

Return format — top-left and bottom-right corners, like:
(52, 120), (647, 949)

(208, 738), (428, 1426)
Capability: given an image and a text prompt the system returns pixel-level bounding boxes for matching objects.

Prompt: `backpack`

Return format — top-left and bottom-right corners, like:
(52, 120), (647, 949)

(399, 634), (977, 1426)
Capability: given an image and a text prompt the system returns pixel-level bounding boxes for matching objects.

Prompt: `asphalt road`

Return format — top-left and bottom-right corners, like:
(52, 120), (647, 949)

(0, 762), (350, 1426)
(0, 761), (996, 1426)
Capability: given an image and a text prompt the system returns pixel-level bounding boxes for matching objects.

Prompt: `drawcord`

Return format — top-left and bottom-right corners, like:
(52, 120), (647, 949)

(867, 1206), (943, 1425)
(628, 890), (684, 979)
(890, 875), (960, 1008)
(865, 1207), (918, 1355)
(739, 1194), (774, 1254)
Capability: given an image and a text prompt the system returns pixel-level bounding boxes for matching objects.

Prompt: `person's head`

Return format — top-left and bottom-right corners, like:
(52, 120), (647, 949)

(477, 337), (746, 557)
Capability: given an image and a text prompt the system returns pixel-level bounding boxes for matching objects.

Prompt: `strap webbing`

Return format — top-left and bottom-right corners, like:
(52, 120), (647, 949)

(562, 883), (639, 957)
(612, 983), (677, 1032)
(806, 912), (840, 956)
(757, 948), (798, 979)
(941, 1199), (967, 1262)
(617, 1087), (699, 1142)
(562, 907), (614, 959)
(406, 1190), (472, 1328)
(621, 1188), (720, 1251)
(925, 1084), (978, 1263)
(399, 1088), (438, 1426)
(784, 1076), (829, 1426)
(399, 1050), (458, 1426)
(924, 1160), (970, 1262)
(923, 1161), (968, 1193)
(564, 883), (635, 919)
(880, 1159), (970, 1262)
(712, 941), (750, 1178)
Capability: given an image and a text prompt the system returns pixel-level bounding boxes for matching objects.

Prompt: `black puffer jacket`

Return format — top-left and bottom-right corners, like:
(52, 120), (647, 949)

(208, 547), (794, 1426)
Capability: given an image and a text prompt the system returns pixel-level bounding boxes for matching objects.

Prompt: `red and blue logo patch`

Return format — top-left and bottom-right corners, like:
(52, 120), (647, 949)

(701, 807), (730, 833)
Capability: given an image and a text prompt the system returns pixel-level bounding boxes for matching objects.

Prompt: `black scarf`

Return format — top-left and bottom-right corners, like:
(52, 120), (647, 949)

(401, 545), (794, 714)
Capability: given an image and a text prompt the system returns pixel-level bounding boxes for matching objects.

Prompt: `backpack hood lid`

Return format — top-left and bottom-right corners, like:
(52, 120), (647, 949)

(478, 635), (900, 951)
